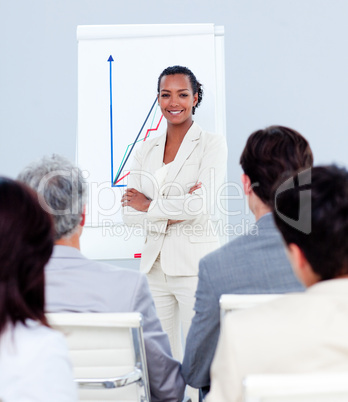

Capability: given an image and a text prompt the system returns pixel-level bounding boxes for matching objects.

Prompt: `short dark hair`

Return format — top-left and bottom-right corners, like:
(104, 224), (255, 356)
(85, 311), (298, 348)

(157, 65), (203, 115)
(240, 125), (313, 206)
(0, 177), (54, 335)
(273, 165), (348, 280)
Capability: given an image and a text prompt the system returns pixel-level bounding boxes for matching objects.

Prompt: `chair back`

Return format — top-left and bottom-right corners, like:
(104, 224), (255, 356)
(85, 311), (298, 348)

(243, 372), (348, 402)
(47, 312), (150, 402)
(219, 294), (283, 321)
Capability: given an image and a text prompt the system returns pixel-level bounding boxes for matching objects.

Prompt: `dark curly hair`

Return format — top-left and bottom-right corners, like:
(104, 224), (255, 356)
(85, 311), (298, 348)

(157, 65), (203, 115)
(0, 177), (54, 335)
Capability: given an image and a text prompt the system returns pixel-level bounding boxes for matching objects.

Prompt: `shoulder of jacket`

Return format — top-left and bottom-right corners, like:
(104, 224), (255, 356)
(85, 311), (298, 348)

(201, 234), (251, 266)
(95, 260), (143, 281)
(133, 133), (164, 161)
(142, 132), (165, 148)
(197, 129), (226, 147)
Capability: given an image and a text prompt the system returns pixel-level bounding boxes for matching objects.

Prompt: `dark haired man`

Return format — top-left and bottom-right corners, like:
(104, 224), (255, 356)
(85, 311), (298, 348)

(182, 126), (313, 396)
(207, 165), (348, 401)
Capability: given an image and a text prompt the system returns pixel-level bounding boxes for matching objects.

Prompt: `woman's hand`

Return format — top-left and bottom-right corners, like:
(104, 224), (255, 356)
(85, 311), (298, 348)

(121, 188), (151, 212)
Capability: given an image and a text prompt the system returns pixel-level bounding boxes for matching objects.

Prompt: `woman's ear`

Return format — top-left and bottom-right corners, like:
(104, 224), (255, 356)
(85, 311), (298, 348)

(193, 92), (198, 106)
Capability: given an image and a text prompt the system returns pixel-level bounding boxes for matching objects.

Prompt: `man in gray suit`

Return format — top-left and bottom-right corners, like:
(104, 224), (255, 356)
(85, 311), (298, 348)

(18, 154), (185, 402)
(182, 126), (314, 397)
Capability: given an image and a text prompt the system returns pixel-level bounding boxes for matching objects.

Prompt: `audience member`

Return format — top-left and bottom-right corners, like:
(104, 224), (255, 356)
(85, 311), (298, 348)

(182, 126), (313, 396)
(207, 164), (348, 401)
(0, 177), (77, 402)
(18, 154), (185, 402)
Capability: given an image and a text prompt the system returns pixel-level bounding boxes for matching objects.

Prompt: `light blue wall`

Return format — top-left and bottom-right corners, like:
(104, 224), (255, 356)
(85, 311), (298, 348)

(1, 0), (348, 237)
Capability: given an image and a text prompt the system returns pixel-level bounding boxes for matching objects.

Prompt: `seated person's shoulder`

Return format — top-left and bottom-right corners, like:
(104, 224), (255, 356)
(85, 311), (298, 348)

(94, 260), (147, 285)
(200, 231), (258, 269)
(3, 320), (68, 362)
(227, 292), (306, 331)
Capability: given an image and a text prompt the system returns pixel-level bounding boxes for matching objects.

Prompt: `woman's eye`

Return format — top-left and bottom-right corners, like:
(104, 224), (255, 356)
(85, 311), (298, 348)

(161, 94), (169, 98)
(180, 94), (188, 97)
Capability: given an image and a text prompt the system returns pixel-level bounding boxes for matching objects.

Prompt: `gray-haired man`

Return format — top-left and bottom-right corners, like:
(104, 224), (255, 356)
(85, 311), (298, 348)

(18, 154), (185, 402)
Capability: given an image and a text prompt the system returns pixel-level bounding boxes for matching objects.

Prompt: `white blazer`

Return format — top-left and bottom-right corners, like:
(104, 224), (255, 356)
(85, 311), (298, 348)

(123, 122), (227, 276)
(207, 279), (348, 402)
(0, 320), (77, 402)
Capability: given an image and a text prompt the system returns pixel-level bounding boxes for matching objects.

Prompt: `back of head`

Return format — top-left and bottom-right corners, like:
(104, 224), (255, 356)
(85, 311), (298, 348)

(273, 165), (348, 280)
(0, 177), (54, 334)
(240, 126), (313, 206)
(18, 154), (87, 241)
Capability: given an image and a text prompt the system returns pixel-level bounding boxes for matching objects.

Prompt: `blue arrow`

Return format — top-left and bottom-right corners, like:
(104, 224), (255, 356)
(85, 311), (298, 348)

(108, 55), (114, 186)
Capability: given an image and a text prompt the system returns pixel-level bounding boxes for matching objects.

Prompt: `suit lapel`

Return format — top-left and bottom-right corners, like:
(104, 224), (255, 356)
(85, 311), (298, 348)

(150, 133), (166, 173)
(164, 122), (201, 195)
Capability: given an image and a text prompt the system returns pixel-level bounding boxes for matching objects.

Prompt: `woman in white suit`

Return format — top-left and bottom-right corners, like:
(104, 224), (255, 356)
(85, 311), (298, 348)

(122, 65), (227, 361)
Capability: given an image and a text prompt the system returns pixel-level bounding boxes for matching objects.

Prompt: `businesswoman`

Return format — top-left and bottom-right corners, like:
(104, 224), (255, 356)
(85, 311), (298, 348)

(122, 65), (227, 361)
(0, 178), (76, 401)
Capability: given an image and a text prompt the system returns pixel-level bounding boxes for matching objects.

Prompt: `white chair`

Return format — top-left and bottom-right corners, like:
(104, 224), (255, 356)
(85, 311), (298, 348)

(243, 372), (348, 402)
(219, 293), (283, 321)
(46, 312), (150, 402)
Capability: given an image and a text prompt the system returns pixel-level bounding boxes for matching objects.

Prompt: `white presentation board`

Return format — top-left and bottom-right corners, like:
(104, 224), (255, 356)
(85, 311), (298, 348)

(77, 24), (226, 259)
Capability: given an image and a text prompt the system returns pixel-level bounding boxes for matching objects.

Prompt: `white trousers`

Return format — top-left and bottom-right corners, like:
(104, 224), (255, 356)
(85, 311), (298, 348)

(147, 254), (200, 402)
(146, 253), (199, 362)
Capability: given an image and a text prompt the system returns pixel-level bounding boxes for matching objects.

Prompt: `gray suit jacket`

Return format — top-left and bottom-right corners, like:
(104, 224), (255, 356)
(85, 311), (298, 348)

(45, 245), (185, 402)
(181, 213), (304, 391)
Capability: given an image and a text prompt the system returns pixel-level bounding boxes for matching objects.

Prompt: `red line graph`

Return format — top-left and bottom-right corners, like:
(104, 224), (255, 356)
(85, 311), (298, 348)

(115, 172), (130, 184)
(115, 114), (164, 185)
(144, 115), (164, 141)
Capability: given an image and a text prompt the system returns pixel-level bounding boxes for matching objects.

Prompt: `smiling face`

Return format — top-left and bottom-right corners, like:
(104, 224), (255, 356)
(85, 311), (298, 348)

(158, 74), (198, 129)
